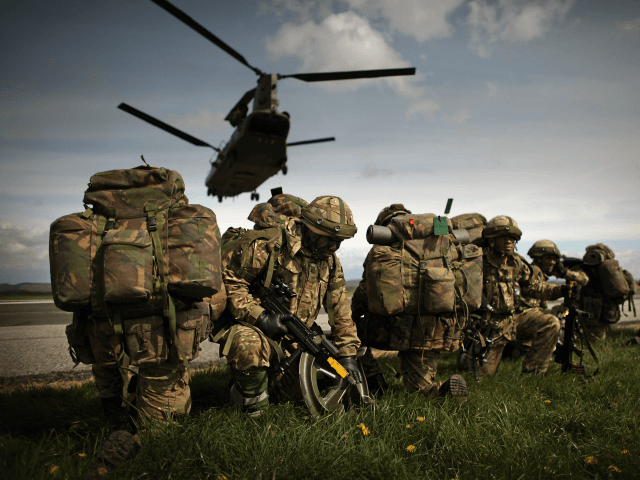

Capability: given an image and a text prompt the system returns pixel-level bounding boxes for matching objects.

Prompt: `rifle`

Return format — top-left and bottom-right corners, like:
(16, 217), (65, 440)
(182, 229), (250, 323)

(553, 281), (597, 375)
(460, 303), (499, 382)
(250, 277), (356, 385)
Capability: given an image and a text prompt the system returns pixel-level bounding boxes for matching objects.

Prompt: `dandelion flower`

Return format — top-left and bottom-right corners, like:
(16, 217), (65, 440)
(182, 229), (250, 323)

(608, 465), (621, 473)
(417, 416), (425, 422)
(585, 456), (598, 465)
(357, 423), (370, 435)
(78, 453), (86, 457)
(407, 424), (412, 428)
(622, 450), (630, 455)
(49, 466), (59, 474)
(545, 400), (551, 404)
(406, 445), (417, 453)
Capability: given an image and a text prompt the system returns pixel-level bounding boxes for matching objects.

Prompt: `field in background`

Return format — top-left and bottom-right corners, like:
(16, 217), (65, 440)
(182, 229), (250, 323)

(1, 326), (639, 479)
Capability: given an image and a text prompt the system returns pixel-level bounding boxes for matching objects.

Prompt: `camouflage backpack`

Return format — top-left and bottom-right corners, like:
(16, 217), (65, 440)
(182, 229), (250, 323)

(365, 213), (483, 318)
(450, 213), (487, 247)
(49, 165), (223, 322)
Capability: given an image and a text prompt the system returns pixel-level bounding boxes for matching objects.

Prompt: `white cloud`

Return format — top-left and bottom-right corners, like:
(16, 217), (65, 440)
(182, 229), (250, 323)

(264, 12), (423, 98)
(486, 81), (499, 98)
(165, 109), (227, 134)
(0, 221), (50, 283)
(406, 99), (441, 120)
(618, 17), (640, 35)
(465, 0), (574, 58)
(443, 108), (472, 125)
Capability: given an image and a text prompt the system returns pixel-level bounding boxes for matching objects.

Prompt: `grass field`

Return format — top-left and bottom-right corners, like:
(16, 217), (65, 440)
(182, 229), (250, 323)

(1, 327), (639, 479)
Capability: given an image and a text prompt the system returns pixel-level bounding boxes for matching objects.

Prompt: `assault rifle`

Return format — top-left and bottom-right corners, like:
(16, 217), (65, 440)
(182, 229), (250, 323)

(460, 304), (499, 382)
(251, 277), (356, 386)
(553, 281), (598, 375)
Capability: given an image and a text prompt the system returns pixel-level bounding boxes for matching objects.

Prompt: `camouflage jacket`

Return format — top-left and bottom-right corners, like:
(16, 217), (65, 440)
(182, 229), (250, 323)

(224, 219), (360, 356)
(520, 264), (588, 310)
(483, 251), (560, 330)
(570, 264), (623, 323)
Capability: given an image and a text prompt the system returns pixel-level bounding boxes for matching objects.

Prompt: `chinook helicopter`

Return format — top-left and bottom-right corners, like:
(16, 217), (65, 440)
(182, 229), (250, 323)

(119, 0), (416, 202)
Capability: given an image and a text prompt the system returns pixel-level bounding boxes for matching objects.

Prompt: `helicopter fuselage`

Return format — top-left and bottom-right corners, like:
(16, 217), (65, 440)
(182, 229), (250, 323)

(205, 109), (290, 200)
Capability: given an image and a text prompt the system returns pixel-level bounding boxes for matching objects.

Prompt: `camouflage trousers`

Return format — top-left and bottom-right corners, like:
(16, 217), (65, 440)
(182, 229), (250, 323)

(481, 308), (560, 376)
(88, 303), (209, 421)
(356, 312), (461, 395)
(219, 323), (324, 404)
(359, 348), (442, 395)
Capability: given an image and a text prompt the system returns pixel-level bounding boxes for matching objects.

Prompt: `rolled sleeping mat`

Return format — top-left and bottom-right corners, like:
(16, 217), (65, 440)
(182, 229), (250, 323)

(366, 225), (397, 245)
(451, 229), (470, 246)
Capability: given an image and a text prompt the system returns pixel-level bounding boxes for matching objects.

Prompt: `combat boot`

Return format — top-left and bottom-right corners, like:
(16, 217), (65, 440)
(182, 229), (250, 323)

(81, 430), (140, 479)
(230, 367), (270, 417)
(437, 374), (468, 398)
(365, 373), (389, 396)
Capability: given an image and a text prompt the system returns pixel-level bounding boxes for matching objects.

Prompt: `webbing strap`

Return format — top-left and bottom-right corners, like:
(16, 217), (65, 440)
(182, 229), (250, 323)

(263, 231), (283, 288)
(326, 254), (339, 327)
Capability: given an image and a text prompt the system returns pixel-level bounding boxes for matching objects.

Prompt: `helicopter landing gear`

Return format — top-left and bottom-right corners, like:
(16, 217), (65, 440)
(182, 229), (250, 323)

(281, 165), (288, 175)
(218, 195), (223, 203)
(250, 192), (260, 201)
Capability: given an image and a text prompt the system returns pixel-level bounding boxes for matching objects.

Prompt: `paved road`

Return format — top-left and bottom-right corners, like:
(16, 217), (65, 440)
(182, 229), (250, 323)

(1, 300), (636, 379)
(0, 301), (329, 378)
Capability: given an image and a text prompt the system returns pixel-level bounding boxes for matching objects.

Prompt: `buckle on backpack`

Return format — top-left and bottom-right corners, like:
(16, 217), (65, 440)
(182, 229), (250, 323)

(147, 215), (157, 231)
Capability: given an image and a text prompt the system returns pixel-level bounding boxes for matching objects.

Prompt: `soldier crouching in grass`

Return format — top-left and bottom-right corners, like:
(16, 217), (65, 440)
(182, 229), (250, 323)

(474, 217), (579, 376)
(352, 205), (472, 399)
(216, 196), (363, 415)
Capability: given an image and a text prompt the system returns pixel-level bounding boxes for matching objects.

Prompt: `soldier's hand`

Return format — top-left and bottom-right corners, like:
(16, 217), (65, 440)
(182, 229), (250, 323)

(254, 312), (291, 340)
(337, 356), (363, 384)
(560, 283), (581, 300)
(554, 260), (568, 278)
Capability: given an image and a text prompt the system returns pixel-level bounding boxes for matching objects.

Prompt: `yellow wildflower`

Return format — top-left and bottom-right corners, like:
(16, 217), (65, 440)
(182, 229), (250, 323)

(585, 456), (598, 465)
(406, 445), (417, 453)
(357, 423), (370, 435)
(622, 450), (630, 455)
(608, 465), (621, 473)
(544, 400), (551, 404)
(216, 476), (228, 480)
(407, 424), (412, 428)
(49, 466), (59, 474)
(417, 416), (425, 422)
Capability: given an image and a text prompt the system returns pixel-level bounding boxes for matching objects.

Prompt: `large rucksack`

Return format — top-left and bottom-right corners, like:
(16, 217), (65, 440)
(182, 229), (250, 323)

(450, 213), (487, 247)
(365, 213), (483, 317)
(49, 165), (223, 321)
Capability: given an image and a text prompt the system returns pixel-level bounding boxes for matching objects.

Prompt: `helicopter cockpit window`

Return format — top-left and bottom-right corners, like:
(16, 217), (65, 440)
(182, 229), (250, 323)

(248, 113), (290, 138)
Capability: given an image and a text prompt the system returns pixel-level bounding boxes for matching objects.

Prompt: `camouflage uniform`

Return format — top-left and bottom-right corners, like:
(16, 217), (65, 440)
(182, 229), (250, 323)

(479, 218), (563, 376)
(570, 244), (633, 341)
(352, 205), (468, 397)
(220, 196), (360, 410)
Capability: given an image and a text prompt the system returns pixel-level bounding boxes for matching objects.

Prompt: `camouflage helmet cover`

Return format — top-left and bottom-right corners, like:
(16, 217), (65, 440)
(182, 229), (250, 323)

(528, 239), (561, 258)
(247, 203), (287, 229)
(301, 196), (357, 239)
(268, 193), (309, 218)
(375, 204), (412, 226)
(482, 215), (522, 240)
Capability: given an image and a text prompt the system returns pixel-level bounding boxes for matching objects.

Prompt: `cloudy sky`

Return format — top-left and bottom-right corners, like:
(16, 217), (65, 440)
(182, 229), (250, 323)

(1, 0), (639, 283)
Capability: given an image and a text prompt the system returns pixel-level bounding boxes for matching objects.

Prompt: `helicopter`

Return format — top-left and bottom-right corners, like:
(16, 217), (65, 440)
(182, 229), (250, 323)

(119, 0), (416, 202)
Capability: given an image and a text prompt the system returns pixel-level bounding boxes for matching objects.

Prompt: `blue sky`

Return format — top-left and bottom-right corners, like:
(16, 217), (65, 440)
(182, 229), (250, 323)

(1, 0), (639, 283)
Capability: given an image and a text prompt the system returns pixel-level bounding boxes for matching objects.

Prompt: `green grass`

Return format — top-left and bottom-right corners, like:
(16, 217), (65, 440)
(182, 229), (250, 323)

(0, 294), (53, 301)
(2, 328), (639, 480)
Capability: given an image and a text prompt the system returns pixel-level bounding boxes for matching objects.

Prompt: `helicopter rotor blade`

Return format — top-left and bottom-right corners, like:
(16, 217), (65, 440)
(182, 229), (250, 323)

(280, 67), (416, 82)
(286, 137), (336, 147)
(149, 0), (262, 75)
(224, 88), (257, 121)
(118, 103), (219, 151)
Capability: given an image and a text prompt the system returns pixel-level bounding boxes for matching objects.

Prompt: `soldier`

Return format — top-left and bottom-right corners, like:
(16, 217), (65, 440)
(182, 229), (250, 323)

(571, 243), (635, 341)
(352, 204), (468, 398)
(219, 196), (362, 414)
(502, 240), (590, 361)
(478, 217), (577, 376)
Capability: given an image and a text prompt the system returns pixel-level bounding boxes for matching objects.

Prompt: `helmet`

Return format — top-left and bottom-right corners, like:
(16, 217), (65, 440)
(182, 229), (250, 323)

(528, 240), (561, 258)
(268, 193), (308, 218)
(482, 215), (522, 240)
(583, 243), (615, 265)
(375, 204), (411, 226)
(247, 203), (287, 229)
(300, 196), (357, 239)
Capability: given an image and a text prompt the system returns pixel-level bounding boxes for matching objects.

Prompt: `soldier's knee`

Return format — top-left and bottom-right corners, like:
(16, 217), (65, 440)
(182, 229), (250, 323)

(223, 326), (271, 371)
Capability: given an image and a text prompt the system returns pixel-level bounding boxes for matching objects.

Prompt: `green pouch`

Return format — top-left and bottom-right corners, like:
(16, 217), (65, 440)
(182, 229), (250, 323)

(123, 315), (168, 366)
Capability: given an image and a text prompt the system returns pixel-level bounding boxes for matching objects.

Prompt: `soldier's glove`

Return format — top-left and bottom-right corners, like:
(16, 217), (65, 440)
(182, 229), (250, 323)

(337, 356), (363, 384)
(254, 312), (291, 340)
(560, 283), (581, 300)
(554, 260), (568, 278)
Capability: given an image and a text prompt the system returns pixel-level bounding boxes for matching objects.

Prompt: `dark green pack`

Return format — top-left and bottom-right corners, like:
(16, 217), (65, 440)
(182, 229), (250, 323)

(450, 213), (487, 247)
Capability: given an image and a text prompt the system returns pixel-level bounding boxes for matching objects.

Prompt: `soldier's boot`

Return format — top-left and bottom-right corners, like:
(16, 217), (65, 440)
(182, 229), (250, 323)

(80, 430), (140, 479)
(230, 367), (269, 417)
(365, 372), (389, 396)
(100, 397), (126, 424)
(437, 374), (468, 398)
